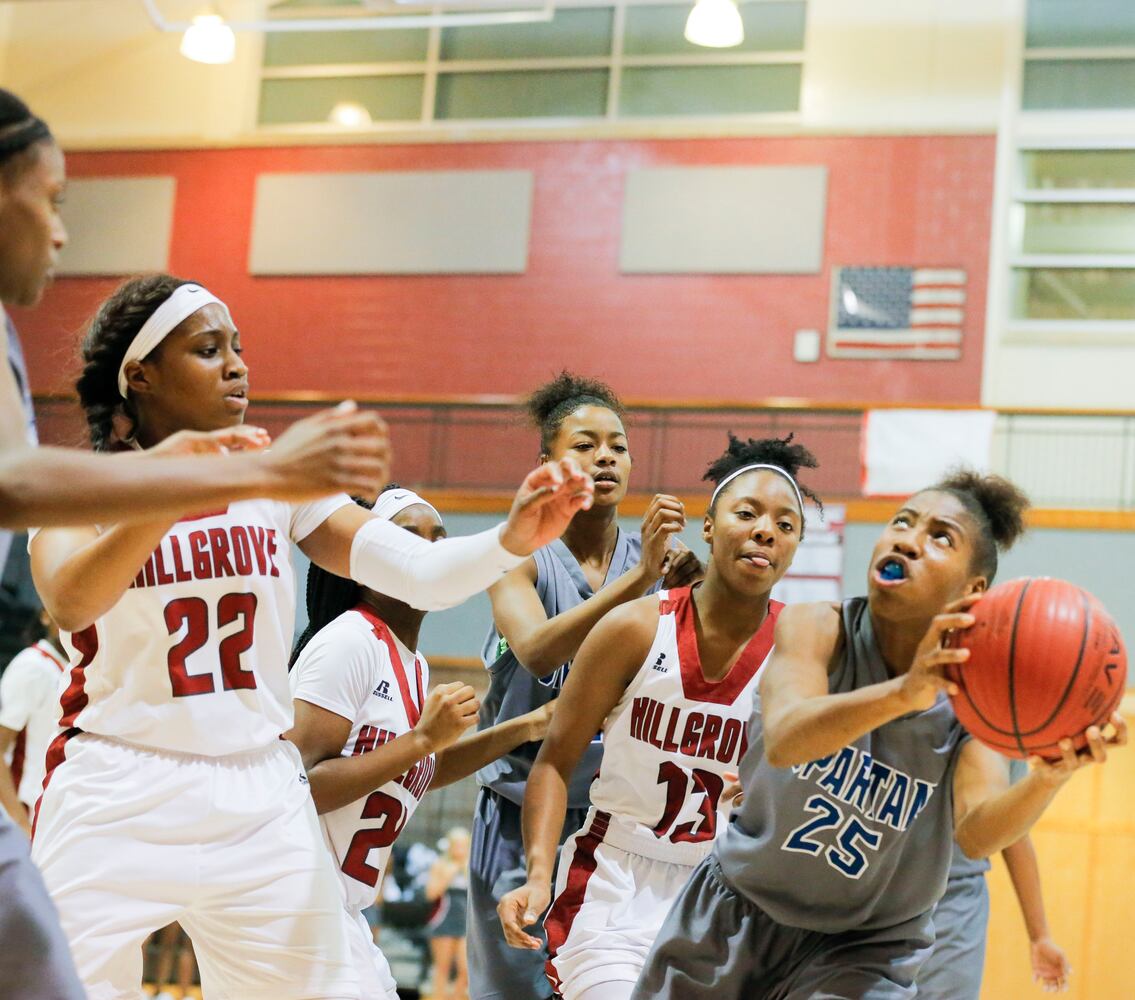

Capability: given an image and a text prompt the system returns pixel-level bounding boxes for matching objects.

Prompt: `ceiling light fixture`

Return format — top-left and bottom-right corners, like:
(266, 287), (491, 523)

(684, 0), (744, 49)
(179, 12), (236, 64)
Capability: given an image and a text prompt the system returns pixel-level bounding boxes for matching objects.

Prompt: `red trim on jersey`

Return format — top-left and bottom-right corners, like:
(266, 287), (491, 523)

(544, 810), (611, 994)
(353, 603), (424, 727)
(58, 626), (98, 728)
(668, 586), (783, 706)
(32, 641), (66, 673)
(31, 726), (82, 840)
(9, 727), (26, 792)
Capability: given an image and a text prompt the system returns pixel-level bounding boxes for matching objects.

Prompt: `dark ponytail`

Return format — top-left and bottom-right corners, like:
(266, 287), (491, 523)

(76, 274), (192, 451)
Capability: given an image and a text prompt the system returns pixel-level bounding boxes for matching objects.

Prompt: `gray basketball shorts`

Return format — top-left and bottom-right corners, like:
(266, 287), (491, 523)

(0, 810), (85, 999)
(631, 856), (933, 1000)
(467, 787), (591, 1000)
(917, 874), (990, 1000)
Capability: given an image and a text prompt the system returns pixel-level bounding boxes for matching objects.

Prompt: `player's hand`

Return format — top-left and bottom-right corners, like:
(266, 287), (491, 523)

(1029, 712), (1127, 787)
(1030, 934), (1071, 993)
(898, 593), (982, 712)
(722, 770), (744, 811)
(498, 880), (551, 950)
(415, 682), (479, 753)
(638, 494), (686, 581)
(661, 539), (703, 589)
(521, 700), (556, 745)
(499, 458), (594, 557)
(148, 424), (272, 456)
(258, 402), (392, 502)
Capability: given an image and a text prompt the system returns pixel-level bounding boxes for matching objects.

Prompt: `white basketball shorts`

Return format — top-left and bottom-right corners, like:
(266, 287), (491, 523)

(31, 733), (359, 1000)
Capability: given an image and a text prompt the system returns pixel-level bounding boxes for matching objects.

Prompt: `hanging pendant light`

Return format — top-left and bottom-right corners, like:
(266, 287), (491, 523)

(684, 0), (745, 49)
(180, 13), (236, 64)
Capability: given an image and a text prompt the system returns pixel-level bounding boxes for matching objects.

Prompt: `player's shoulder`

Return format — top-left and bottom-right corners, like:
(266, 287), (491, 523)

(597, 592), (664, 641)
(296, 610), (385, 669)
(774, 601), (844, 650)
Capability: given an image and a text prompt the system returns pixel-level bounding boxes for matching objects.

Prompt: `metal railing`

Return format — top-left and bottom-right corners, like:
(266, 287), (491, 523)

(33, 393), (1135, 510)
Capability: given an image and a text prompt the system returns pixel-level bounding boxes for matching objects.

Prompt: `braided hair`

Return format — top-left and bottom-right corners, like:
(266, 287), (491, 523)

(75, 274), (193, 451)
(0, 89), (52, 179)
(526, 371), (625, 455)
(930, 469), (1029, 582)
(704, 433), (823, 534)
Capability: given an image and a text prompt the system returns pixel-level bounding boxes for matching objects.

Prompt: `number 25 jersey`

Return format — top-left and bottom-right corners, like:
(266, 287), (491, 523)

(36, 496), (349, 757)
(589, 587), (780, 863)
(290, 604), (436, 913)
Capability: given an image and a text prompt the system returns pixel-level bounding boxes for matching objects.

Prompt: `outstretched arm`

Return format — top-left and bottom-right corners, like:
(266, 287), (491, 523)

(497, 599), (655, 950)
(0, 402), (390, 529)
(432, 702), (554, 788)
(953, 718), (1126, 860)
(300, 457), (594, 613)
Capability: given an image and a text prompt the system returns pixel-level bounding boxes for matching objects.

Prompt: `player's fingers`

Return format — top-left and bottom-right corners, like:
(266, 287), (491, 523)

(1058, 738), (1078, 770)
(925, 647), (969, 666)
(1085, 726), (1108, 763)
(1108, 712), (1127, 745)
(932, 612), (976, 636)
(944, 592), (984, 613)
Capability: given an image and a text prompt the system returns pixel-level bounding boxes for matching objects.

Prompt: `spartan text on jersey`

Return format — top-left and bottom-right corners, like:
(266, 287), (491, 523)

(627, 695), (749, 766)
(129, 525), (282, 589)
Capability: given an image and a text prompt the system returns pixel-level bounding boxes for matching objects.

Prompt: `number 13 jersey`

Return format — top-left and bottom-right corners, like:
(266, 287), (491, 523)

(589, 586), (780, 862)
(290, 603), (436, 913)
(34, 496), (350, 758)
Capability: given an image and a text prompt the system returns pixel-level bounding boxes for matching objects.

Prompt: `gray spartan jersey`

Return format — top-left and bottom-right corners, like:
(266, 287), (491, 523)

(716, 597), (969, 934)
(477, 530), (647, 808)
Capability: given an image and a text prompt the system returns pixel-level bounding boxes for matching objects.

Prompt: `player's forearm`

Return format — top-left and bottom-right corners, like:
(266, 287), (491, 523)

(0, 765), (28, 832)
(34, 520), (175, 632)
(510, 568), (653, 678)
(302, 730), (433, 815)
(522, 759), (569, 886)
(1002, 836), (1051, 941)
(763, 678), (912, 768)
(956, 773), (1062, 860)
(432, 713), (538, 788)
(0, 447), (276, 529)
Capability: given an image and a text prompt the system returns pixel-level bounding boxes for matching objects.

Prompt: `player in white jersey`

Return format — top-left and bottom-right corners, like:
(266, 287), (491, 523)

(288, 487), (558, 999)
(500, 434), (824, 1000)
(0, 609), (65, 829)
(27, 275), (592, 1000)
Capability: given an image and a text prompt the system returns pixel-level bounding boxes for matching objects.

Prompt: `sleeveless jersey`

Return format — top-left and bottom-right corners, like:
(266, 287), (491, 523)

(478, 529), (650, 808)
(716, 596), (969, 934)
(590, 587), (780, 863)
(0, 639), (66, 807)
(37, 495), (349, 757)
(290, 604), (436, 913)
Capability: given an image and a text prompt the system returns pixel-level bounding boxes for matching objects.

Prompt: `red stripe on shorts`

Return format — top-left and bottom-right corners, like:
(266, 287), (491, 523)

(58, 625), (97, 727)
(543, 810), (611, 996)
(31, 726), (82, 840)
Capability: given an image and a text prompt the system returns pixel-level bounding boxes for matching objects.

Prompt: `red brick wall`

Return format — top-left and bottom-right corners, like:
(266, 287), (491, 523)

(15, 135), (996, 404)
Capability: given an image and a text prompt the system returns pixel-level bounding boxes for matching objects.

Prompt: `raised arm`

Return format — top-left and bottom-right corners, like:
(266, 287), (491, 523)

(490, 494), (685, 677)
(953, 716), (1125, 860)
(299, 458), (594, 613)
(497, 599), (655, 949)
(0, 403), (390, 529)
(761, 599), (974, 768)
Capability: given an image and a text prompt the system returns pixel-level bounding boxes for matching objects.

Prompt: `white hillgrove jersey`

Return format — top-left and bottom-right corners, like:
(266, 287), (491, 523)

(290, 604), (436, 913)
(0, 639), (67, 807)
(32, 496), (350, 757)
(589, 586), (781, 863)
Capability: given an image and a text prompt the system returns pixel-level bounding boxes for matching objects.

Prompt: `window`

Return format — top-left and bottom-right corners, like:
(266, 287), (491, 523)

(257, 0), (807, 129)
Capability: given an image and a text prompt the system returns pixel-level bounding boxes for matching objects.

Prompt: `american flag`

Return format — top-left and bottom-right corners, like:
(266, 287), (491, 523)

(828, 267), (966, 360)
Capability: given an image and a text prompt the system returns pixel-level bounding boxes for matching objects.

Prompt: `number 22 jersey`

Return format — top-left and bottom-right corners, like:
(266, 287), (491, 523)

(290, 603), (436, 913)
(34, 496), (350, 757)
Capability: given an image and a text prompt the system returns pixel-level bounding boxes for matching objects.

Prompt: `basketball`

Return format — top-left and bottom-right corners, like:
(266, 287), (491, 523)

(945, 578), (1127, 761)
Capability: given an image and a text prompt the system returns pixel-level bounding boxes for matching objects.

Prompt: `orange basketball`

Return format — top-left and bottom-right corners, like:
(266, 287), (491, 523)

(944, 578), (1126, 760)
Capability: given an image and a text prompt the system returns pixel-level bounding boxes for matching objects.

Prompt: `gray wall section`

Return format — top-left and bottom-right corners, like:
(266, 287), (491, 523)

(294, 515), (1134, 681)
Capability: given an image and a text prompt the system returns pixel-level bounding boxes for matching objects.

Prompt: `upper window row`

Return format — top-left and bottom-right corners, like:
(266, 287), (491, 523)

(258, 1), (807, 126)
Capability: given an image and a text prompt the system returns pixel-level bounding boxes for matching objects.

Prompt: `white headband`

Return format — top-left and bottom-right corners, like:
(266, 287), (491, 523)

(372, 488), (441, 524)
(709, 463), (805, 518)
(117, 284), (232, 398)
